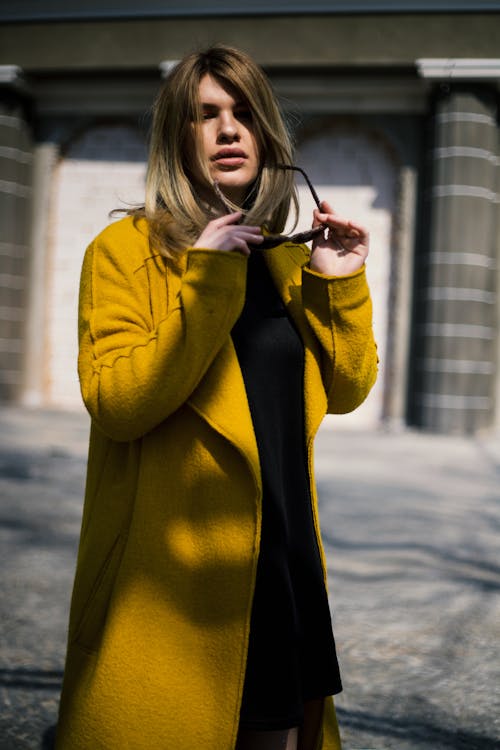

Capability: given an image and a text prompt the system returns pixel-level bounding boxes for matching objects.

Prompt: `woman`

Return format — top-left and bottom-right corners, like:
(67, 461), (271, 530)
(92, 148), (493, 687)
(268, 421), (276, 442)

(56, 45), (377, 750)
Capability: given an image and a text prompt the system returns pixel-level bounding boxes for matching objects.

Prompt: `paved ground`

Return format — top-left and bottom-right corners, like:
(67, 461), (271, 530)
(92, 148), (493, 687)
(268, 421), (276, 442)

(0, 406), (499, 750)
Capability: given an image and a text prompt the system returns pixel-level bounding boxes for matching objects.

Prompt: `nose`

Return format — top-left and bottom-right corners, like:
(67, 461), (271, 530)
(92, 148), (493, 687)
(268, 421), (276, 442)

(217, 111), (239, 143)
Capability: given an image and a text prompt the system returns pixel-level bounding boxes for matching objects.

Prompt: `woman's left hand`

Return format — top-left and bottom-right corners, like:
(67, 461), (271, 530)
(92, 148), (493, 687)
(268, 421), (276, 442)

(310, 200), (369, 277)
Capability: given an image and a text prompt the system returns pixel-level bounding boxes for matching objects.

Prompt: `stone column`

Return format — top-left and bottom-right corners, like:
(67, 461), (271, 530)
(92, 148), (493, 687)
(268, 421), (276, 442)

(411, 61), (499, 434)
(21, 141), (59, 406)
(0, 66), (32, 402)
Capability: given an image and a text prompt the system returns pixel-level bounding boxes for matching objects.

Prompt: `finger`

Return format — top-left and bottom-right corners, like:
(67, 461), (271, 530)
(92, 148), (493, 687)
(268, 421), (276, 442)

(218, 227), (262, 253)
(223, 232), (262, 248)
(312, 208), (323, 229)
(231, 238), (251, 256)
(212, 211), (243, 227)
(315, 212), (348, 228)
(314, 203), (347, 233)
(232, 226), (263, 241)
(244, 233), (264, 244)
(317, 214), (368, 239)
(237, 225), (263, 235)
(320, 200), (334, 214)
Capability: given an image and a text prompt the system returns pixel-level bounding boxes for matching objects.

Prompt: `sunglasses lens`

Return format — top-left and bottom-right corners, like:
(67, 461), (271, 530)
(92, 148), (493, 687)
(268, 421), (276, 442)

(250, 226), (323, 251)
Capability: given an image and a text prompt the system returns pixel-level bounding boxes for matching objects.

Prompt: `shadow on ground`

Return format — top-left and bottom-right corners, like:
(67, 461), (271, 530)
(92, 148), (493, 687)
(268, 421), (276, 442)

(337, 706), (500, 750)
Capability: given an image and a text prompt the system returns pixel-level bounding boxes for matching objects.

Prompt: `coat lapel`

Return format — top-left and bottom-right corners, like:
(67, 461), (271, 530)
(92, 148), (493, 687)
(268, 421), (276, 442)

(261, 243), (310, 340)
(187, 338), (261, 487)
(187, 242), (328, 486)
(263, 244), (328, 445)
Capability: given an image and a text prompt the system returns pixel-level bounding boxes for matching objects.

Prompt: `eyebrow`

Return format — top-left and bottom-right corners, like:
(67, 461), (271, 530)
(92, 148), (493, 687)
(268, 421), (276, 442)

(200, 99), (248, 109)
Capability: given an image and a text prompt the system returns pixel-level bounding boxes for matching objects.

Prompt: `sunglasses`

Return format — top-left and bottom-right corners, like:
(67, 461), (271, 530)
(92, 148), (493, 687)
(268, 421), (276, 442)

(213, 164), (325, 250)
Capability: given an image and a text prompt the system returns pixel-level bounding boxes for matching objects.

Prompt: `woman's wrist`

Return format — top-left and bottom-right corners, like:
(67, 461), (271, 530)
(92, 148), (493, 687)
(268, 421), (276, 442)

(309, 251), (365, 278)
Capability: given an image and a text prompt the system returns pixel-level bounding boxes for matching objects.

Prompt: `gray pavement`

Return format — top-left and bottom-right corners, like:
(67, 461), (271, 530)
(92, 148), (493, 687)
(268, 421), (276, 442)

(0, 406), (499, 750)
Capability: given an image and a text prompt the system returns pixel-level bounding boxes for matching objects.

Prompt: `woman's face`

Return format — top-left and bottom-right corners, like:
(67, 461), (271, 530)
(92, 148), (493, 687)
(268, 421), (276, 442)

(193, 74), (261, 205)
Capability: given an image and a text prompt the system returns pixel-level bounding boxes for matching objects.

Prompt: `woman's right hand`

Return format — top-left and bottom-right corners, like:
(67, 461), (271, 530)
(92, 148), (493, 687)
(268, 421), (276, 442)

(193, 212), (263, 256)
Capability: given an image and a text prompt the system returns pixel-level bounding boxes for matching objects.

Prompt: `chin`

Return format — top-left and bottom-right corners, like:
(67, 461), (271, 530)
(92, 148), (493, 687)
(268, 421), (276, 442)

(213, 166), (257, 196)
(217, 182), (251, 205)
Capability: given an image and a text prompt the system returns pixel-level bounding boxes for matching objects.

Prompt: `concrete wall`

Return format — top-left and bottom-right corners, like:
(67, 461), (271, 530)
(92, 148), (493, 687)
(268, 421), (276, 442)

(1, 14), (499, 71)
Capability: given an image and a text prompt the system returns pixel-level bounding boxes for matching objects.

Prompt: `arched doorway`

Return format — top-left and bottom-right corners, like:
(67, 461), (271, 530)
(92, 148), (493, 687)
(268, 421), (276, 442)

(45, 123), (147, 407)
(294, 124), (399, 428)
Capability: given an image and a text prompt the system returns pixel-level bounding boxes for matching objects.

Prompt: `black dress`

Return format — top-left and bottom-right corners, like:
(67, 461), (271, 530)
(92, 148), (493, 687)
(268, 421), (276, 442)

(231, 251), (342, 731)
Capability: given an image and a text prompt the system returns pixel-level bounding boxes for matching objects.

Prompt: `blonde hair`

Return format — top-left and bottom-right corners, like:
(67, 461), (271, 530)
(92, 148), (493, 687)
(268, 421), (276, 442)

(138, 45), (298, 256)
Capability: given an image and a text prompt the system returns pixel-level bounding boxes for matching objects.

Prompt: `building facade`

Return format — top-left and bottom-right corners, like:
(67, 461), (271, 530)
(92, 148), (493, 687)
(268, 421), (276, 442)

(1, 1), (499, 433)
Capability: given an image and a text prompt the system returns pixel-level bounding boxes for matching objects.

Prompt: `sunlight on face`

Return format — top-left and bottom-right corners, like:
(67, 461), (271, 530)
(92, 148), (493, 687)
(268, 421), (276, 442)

(194, 74), (260, 205)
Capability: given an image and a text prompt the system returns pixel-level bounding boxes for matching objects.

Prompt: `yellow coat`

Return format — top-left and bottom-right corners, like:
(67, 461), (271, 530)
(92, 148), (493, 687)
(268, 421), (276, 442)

(56, 216), (377, 750)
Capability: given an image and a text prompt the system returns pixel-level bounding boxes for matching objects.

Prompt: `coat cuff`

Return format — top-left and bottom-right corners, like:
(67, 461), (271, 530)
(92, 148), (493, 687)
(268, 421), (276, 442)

(184, 248), (248, 291)
(302, 264), (371, 317)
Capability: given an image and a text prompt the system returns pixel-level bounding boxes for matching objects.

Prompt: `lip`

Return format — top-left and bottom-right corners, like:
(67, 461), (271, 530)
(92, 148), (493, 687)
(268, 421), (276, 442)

(211, 148), (248, 165)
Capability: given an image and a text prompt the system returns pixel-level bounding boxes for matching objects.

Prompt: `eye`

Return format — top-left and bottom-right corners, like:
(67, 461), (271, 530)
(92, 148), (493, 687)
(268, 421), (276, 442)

(200, 106), (217, 121)
(235, 108), (252, 122)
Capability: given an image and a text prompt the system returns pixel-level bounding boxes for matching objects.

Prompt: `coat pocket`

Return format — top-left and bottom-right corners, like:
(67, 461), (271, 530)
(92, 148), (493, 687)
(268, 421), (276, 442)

(70, 533), (125, 654)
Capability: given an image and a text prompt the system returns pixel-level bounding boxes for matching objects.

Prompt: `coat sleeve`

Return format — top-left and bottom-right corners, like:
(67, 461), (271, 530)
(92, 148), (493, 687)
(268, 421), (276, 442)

(301, 264), (378, 414)
(78, 227), (247, 441)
